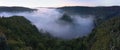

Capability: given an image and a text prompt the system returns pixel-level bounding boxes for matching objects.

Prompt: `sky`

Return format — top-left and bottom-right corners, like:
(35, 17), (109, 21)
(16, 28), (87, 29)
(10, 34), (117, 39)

(0, 0), (120, 8)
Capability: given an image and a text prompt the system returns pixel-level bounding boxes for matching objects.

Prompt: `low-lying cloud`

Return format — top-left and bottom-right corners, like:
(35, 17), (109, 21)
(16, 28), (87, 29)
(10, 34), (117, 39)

(0, 8), (95, 39)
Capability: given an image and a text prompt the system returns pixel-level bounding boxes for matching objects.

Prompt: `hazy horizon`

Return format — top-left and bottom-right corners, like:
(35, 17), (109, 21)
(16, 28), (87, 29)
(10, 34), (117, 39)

(0, 0), (120, 8)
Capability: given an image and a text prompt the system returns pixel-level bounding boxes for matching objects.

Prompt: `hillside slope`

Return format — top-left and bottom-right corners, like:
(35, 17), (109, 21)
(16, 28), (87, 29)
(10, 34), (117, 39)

(89, 16), (120, 50)
(0, 16), (43, 50)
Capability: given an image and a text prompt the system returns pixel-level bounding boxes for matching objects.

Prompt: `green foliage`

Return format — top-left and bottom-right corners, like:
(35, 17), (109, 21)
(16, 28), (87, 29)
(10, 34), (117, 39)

(0, 16), (41, 50)
(0, 16), (119, 50)
(90, 16), (120, 50)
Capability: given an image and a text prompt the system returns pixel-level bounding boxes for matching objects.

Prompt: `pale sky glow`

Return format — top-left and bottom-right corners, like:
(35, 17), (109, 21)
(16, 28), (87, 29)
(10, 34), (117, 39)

(0, 0), (120, 8)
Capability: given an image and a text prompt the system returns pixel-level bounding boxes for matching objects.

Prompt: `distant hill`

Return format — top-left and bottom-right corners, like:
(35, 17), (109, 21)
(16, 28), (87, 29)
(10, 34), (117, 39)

(59, 6), (120, 15)
(0, 6), (37, 12)
(59, 6), (120, 25)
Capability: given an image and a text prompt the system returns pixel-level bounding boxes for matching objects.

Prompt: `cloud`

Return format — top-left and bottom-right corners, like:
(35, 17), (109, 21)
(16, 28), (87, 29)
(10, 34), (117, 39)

(0, 8), (95, 39)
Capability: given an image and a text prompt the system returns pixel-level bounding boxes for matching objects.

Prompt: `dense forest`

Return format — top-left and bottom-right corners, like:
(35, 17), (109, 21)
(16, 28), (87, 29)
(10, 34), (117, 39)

(0, 15), (119, 50)
(90, 16), (120, 50)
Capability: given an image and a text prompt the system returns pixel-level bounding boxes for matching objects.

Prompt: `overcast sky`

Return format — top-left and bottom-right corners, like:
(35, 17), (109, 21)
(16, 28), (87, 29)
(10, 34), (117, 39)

(0, 0), (120, 8)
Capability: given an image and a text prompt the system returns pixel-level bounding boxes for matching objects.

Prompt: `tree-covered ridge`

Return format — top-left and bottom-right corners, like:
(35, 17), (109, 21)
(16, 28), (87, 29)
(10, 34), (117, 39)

(0, 6), (37, 12)
(59, 6), (120, 24)
(89, 16), (120, 50)
(59, 6), (120, 15)
(0, 16), (42, 50)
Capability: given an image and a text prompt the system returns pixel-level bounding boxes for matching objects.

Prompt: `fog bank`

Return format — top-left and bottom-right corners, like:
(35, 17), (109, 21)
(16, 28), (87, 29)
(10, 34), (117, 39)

(0, 8), (95, 39)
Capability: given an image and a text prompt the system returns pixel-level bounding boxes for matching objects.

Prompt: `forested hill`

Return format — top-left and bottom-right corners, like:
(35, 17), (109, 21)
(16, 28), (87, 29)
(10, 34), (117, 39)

(0, 16), (41, 50)
(59, 6), (120, 15)
(59, 6), (120, 25)
(0, 6), (37, 12)
(89, 16), (120, 50)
